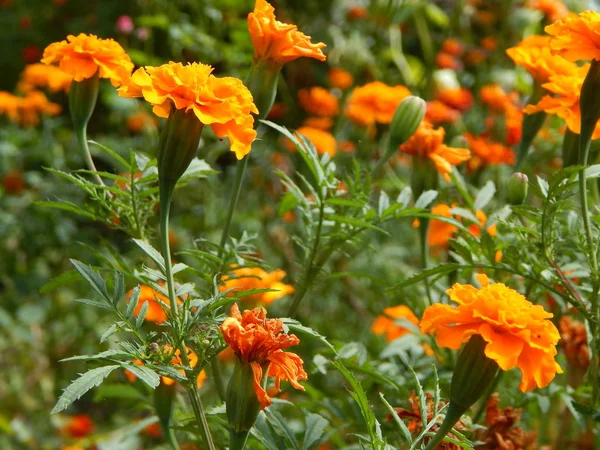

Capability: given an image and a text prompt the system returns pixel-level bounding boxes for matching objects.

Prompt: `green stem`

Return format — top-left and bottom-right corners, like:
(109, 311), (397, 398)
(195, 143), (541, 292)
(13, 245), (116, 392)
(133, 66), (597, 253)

(423, 402), (465, 450)
(75, 126), (105, 187)
(287, 200), (325, 317)
(419, 218), (433, 307)
(211, 354), (226, 401)
(187, 384), (217, 450)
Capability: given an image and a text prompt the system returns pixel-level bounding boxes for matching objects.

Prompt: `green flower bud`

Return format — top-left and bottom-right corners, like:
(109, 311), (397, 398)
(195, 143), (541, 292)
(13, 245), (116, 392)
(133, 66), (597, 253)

(158, 107), (204, 188)
(245, 59), (281, 121)
(507, 172), (529, 205)
(69, 70), (99, 130)
(388, 96), (426, 152)
(580, 59), (600, 147)
(562, 128), (579, 167)
(450, 335), (499, 411)
(226, 359), (264, 450)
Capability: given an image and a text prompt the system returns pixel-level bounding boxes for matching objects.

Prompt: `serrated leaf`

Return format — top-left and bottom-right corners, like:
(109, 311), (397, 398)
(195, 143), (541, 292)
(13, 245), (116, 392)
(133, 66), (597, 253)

(389, 264), (461, 291)
(380, 393), (413, 444)
(474, 181), (495, 210)
(60, 349), (129, 362)
(113, 272), (125, 306)
(415, 190), (438, 208)
(74, 298), (113, 310)
(126, 286), (140, 319)
(100, 323), (118, 343)
(265, 409), (301, 450)
(122, 363), (160, 389)
(133, 239), (165, 271)
(281, 319), (335, 352)
(136, 301), (149, 328)
(330, 215), (390, 235)
(52, 365), (119, 413)
(302, 413), (329, 450)
(70, 260), (109, 301)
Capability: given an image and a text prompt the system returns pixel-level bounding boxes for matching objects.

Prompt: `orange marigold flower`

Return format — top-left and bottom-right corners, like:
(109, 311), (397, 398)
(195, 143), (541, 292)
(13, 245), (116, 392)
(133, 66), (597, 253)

(118, 62), (258, 159)
(479, 84), (518, 112)
(17, 63), (72, 93)
(371, 305), (419, 342)
(3, 170), (26, 195)
(559, 316), (590, 369)
(435, 87), (473, 112)
(328, 68), (354, 90)
(288, 126), (336, 156)
(220, 304), (307, 409)
(220, 266), (295, 306)
(464, 133), (515, 170)
(345, 81), (411, 127)
(425, 100), (460, 125)
(0, 91), (20, 122)
(248, 0), (326, 66)
(400, 121), (471, 181)
(428, 204), (458, 248)
(126, 347), (207, 387)
(3, 91), (62, 126)
(441, 39), (464, 56)
(436, 52), (462, 71)
(62, 415), (94, 438)
(298, 87), (339, 116)
(546, 11), (600, 62)
(527, 0), (569, 23)
(127, 111), (157, 133)
(42, 33), (133, 86)
(480, 36), (497, 51)
(127, 284), (182, 324)
(303, 116), (334, 130)
(347, 6), (369, 20)
(420, 274), (562, 391)
(506, 35), (577, 82)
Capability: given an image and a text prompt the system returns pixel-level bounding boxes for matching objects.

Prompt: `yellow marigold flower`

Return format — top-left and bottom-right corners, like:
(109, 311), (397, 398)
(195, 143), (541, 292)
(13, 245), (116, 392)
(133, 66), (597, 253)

(220, 304), (307, 409)
(371, 305), (419, 342)
(546, 11), (600, 62)
(523, 66), (600, 139)
(345, 81), (411, 127)
(42, 33), (133, 86)
(220, 266), (295, 306)
(118, 62), (258, 159)
(0, 91), (21, 122)
(526, 0), (569, 23)
(1, 91), (62, 126)
(464, 133), (515, 170)
(288, 126), (337, 156)
(18, 63), (72, 93)
(248, 0), (326, 66)
(400, 121), (471, 181)
(420, 274), (562, 391)
(328, 68), (354, 90)
(298, 87), (339, 116)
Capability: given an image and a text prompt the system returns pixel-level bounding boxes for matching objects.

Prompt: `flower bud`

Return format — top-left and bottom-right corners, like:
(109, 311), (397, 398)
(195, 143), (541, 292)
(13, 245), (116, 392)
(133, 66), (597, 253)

(69, 70), (99, 130)
(562, 128), (579, 167)
(157, 107), (204, 188)
(450, 335), (499, 410)
(245, 59), (281, 121)
(580, 59), (600, 147)
(507, 172), (528, 205)
(388, 96), (426, 152)
(226, 359), (263, 450)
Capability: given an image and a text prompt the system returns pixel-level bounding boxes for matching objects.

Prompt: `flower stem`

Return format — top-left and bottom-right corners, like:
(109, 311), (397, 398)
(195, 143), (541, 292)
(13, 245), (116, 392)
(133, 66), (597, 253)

(75, 126), (105, 188)
(423, 402), (465, 450)
(211, 354), (226, 401)
(419, 218), (433, 307)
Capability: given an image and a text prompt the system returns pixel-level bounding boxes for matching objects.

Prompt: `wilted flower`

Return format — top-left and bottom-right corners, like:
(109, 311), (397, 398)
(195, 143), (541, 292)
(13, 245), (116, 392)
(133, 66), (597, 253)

(400, 121), (471, 181)
(420, 274), (562, 391)
(17, 63), (72, 93)
(345, 81), (411, 127)
(220, 304), (307, 409)
(559, 316), (590, 369)
(371, 305), (419, 342)
(220, 266), (295, 306)
(298, 87), (339, 116)
(42, 33), (133, 86)
(119, 62), (258, 160)
(248, 0), (326, 66)
(546, 10), (600, 62)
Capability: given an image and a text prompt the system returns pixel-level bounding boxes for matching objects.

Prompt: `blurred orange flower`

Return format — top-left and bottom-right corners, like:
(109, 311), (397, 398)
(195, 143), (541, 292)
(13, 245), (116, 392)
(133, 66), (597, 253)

(248, 0), (326, 65)
(559, 316), (590, 369)
(371, 305), (419, 342)
(0, 91), (61, 126)
(441, 39), (464, 56)
(18, 63), (72, 93)
(400, 121), (471, 181)
(428, 204), (458, 248)
(220, 304), (307, 409)
(220, 266), (295, 305)
(421, 274), (562, 391)
(435, 87), (473, 112)
(546, 10), (600, 62)
(527, 0), (569, 22)
(436, 52), (462, 71)
(328, 68), (354, 90)
(127, 111), (156, 133)
(289, 126), (336, 156)
(62, 415), (94, 438)
(3, 170), (26, 195)
(303, 116), (334, 130)
(42, 33), (133, 86)
(345, 81), (411, 127)
(464, 133), (515, 170)
(298, 87), (339, 116)
(127, 284), (182, 324)
(425, 100), (460, 124)
(118, 62), (257, 159)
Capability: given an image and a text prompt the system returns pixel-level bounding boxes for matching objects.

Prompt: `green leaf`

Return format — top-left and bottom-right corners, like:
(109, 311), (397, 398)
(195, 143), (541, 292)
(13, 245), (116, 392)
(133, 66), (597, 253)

(415, 190), (438, 208)
(474, 181), (495, 210)
(70, 259), (109, 301)
(113, 272), (125, 306)
(93, 383), (146, 402)
(40, 270), (80, 294)
(281, 319), (335, 352)
(60, 349), (129, 362)
(74, 298), (113, 310)
(133, 239), (165, 271)
(52, 365), (120, 413)
(126, 286), (140, 319)
(302, 413), (329, 450)
(100, 323), (118, 343)
(330, 215), (390, 235)
(88, 140), (130, 169)
(379, 393), (413, 445)
(36, 200), (98, 220)
(389, 264), (461, 291)
(265, 408), (301, 450)
(121, 362), (160, 389)
(135, 301), (149, 328)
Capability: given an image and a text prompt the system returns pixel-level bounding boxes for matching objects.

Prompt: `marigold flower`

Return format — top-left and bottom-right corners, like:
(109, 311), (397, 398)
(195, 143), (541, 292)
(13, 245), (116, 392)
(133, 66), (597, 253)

(42, 33), (133, 86)
(371, 305), (419, 342)
(298, 87), (339, 116)
(17, 63), (72, 93)
(127, 284), (182, 324)
(425, 100), (460, 124)
(436, 52), (462, 71)
(118, 62), (258, 159)
(248, 0), (326, 66)
(400, 121), (470, 181)
(62, 415), (94, 438)
(220, 266), (295, 306)
(288, 126), (336, 156)
(328, 68), (354, 90)
(1, 91), (62, 126)
(435, 87), (473, 112)
(464, 133), (515, 170)
(420, 274), (562, 391)
(441, 39), (464, 56)
(345, 81), (411, 127)
(220, 304), (307, 409)
(427, 204), (495, 248)
(546, 10), (600, 62)
(527, 0), (569, 22)
(3, 170), (26, 195)
(302, 116), (334, 130)
(127, 111), (157, 133)
(125, 347), (207, 387)
(506, 35), (577, 82)
(559, 316), (590, 369)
